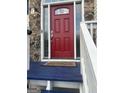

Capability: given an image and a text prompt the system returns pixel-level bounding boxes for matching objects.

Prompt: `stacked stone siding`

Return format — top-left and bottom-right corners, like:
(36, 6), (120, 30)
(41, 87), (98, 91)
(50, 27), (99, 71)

(85, 0), (95, 20)
(29, 0), (41, 61)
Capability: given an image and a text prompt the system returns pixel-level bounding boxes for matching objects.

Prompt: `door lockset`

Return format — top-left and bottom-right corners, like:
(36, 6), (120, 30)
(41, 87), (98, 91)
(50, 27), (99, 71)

(51, 30), (53, 40)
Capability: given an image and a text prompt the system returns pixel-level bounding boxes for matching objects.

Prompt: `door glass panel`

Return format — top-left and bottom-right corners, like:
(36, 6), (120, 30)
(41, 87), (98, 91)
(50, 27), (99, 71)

(44, 0), (75, 3)
(43, 7), (49, 58)
(76, 3), (81, 59)
(55, 8), (69, 15)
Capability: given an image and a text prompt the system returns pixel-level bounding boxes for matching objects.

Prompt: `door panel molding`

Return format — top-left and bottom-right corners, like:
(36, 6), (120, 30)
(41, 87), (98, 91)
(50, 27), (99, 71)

(51, 4), (74, 59)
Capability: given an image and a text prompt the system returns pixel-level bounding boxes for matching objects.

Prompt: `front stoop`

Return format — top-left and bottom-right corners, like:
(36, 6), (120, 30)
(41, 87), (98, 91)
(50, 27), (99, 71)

(27, 88), (41, 93)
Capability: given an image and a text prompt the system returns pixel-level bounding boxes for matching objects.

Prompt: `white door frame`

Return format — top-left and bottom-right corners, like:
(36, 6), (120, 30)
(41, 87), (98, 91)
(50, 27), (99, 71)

(41, 0), (82, 60)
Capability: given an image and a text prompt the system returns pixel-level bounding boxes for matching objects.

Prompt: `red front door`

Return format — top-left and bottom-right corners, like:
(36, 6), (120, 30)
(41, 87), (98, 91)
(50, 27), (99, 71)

(51, 4), (74, 59)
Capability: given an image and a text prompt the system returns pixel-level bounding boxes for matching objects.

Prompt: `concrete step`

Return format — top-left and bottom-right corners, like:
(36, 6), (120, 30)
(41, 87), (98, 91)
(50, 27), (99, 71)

(27, 88), (40, 93)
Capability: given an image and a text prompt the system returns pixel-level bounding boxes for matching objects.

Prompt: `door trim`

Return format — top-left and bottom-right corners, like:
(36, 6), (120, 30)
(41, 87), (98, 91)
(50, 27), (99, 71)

(42, 59), (80, 62)
(48, 4), (51, 58)
(43, 0), (81, 6)
(74, 1), (76, 59)
(41, 2), (78, 60)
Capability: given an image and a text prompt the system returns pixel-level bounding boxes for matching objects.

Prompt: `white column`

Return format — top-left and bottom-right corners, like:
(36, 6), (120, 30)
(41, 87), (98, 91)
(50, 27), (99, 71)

(74, 1), (76, 59)
(27, 35), (30, 71)
(41, 0), (44, 60)
(27, 14), (30, 70)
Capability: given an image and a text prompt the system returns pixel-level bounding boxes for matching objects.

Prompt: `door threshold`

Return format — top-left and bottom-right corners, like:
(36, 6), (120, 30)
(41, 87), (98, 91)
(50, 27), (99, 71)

(41, 59), (80, 62)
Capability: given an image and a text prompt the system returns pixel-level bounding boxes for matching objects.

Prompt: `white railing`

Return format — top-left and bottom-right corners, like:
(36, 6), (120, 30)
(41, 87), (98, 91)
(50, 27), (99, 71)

(85, 21), (97, 46)
(80, 22), (97, 93)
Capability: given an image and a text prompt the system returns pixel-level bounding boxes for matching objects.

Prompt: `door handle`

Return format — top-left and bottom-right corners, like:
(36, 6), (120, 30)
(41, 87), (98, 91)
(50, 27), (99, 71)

(51, 30), (53, 40)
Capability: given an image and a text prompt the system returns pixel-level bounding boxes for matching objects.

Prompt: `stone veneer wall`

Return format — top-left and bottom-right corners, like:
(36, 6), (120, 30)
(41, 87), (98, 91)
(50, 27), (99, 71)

(85, 0), (95, 20)
(29, 0), (41, 61)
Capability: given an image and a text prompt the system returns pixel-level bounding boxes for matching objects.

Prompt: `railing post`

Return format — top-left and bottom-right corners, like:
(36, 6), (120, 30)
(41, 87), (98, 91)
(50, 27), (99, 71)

(80, 23), (89, 93)
(85, 21), (97, 46)
(46, 80), (53, 90)
(80, 22), (97, 93)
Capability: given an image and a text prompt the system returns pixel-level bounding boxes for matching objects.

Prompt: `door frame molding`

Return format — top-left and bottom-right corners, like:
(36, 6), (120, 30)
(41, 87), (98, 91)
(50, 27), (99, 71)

(41, 0), (82, 60)
(74, 1), (76, 59)
(48, 4), (51, 58)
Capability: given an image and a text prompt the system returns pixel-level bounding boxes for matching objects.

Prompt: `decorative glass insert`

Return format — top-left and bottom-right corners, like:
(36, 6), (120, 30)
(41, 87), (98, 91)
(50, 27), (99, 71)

(43, 7), (49, 58)
(55, 8), (69, 15)
(44, 0), (74, 3)
(76, 3), (82, 58)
